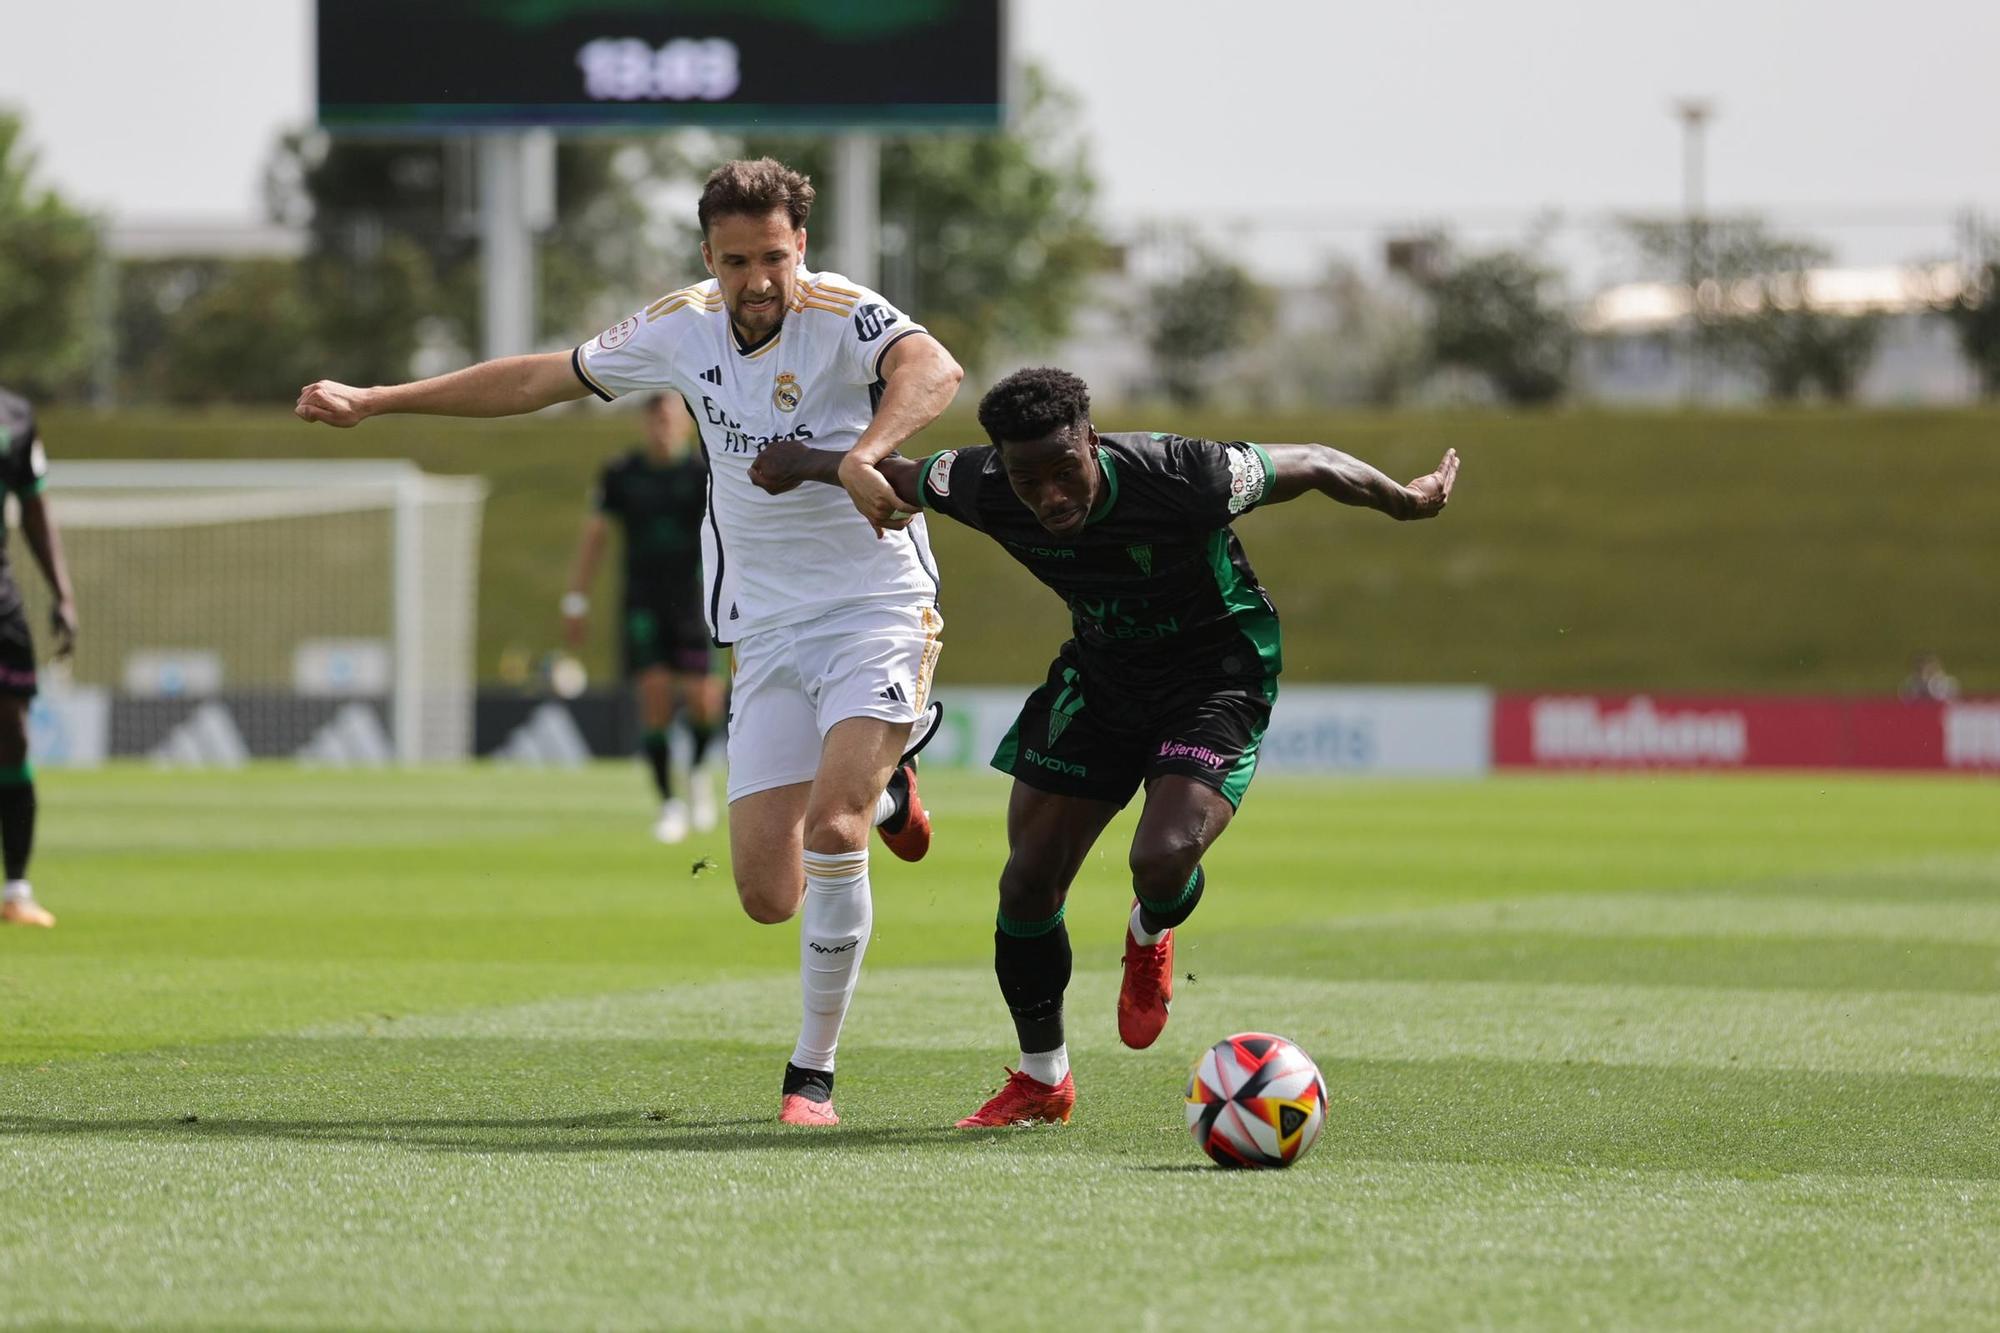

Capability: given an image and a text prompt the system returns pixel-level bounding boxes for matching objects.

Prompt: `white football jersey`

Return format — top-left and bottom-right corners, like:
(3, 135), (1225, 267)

(573, 269), (941, 644)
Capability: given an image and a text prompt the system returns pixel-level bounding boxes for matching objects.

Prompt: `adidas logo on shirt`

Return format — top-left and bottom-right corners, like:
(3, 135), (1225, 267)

(878, 683), (908, 704)
(701, 365), (722, 385)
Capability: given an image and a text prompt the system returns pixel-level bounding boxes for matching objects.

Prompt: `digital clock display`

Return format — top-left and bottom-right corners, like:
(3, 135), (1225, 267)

(318, 0), (1004, 132)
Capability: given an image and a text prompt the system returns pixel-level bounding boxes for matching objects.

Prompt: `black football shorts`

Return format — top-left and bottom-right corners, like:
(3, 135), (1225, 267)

(992, 649), (1273, 809)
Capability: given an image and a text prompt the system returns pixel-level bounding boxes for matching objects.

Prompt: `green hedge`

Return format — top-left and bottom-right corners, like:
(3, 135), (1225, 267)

(39, 404), (2000, 692)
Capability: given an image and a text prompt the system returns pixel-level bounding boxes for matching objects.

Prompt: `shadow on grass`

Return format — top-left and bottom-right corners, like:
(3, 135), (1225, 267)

(0, 1110), (968, 1155)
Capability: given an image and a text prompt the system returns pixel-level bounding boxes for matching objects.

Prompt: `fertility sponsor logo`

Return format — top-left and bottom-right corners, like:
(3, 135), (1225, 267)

(1156, 739), (1227, 770)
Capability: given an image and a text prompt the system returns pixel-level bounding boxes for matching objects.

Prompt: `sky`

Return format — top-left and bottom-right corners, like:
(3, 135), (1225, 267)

(3, 0), (1995, 273)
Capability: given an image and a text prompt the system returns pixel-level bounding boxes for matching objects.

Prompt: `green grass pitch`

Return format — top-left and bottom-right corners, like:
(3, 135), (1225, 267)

(3, 765), (1998, 1330)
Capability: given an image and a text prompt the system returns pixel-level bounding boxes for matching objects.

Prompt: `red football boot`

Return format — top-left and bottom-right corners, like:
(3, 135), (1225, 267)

(955, 1068), (1076, 1128)
(1117, 911), (1175, 1049)
(878, 702), (941, 863)
(877, 763), (930, 862)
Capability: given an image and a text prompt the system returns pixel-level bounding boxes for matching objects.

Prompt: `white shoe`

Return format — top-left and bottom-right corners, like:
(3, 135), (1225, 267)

(688, 771), (719, 832)
(653, 799), (691, 844)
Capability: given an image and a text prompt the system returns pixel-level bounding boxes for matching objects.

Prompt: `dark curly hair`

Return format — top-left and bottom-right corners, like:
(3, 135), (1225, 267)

(976, 367), (1092, 448)
(698, 158), (814, 234)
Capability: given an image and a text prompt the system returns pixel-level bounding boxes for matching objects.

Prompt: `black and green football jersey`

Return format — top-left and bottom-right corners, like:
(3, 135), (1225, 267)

(593, 449), (707, 610)
(0, 386), (50, 620)
(916, 431), (1283, 704)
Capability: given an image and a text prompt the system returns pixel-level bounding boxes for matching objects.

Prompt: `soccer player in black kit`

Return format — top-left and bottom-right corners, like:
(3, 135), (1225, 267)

(564, 391), (724, 843)
(752, 366), (1458, 1127)
(0, 386), (79, 928)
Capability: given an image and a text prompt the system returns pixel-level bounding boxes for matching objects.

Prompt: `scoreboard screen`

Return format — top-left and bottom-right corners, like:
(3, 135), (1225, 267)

(317, 0), (1005, 133)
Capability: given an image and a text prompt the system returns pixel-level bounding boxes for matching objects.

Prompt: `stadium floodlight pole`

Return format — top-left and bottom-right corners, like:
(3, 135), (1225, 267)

(831, 132), (882, 291)
(1673, 98), (1715, 406)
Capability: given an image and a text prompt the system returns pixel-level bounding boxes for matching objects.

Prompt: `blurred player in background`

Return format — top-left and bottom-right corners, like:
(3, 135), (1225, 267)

(753, 366), (1457, 1127)
(296, 158), (962, 1126)
(563, 391), (724, 843)
(0, 386), (78, 928)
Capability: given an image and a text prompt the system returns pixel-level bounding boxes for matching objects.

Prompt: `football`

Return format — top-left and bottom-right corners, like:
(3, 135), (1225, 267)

(1184, 1032), (1328, 1169)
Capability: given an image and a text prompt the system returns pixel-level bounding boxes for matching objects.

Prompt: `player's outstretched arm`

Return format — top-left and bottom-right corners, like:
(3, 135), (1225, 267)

(838, 333), (963, 536)
(18, 487), (77, 659)
(561, 512), (609, 650)
(751, 441), (924, 510)
(1261, 444), (1458, 520)
(295, 351), (590, 427)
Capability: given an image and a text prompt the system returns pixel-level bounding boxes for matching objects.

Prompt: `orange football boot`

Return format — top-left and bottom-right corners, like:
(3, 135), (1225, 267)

(1, 897), (55, 928)
(780, 1063), (839, 1126)
(1117, 911), (1175, 1049)
(956, 1068), (1076, 1128)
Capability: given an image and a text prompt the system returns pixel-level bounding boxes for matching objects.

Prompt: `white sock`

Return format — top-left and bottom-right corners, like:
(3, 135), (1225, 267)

(871, 788), (897, 827)
(791, 848), (873, 1073)
(1129, 902), (1167, 947)
(1019, 1044), (1069, 1087)
(3, 879), (30, 904)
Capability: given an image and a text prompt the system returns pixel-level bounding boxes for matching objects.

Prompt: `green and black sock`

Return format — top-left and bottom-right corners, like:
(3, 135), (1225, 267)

(1137, 865), (1206, 936)
(995, 905), (1072, 1055)
(686, 719), (715, 769)
(641, 729), (672, 800)
(0, 763), (35, 882)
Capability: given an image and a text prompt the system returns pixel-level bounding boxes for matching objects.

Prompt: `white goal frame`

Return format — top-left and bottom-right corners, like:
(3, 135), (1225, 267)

(26, 460), (488, 764)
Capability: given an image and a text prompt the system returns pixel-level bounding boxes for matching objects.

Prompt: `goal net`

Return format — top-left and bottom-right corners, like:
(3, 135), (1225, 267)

(12, 461), (487, 765)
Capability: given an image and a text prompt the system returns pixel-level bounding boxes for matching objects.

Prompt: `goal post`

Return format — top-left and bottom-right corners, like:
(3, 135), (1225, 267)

(13, 460), (488, 765)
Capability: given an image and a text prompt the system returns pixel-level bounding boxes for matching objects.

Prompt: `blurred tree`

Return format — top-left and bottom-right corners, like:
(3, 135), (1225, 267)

(1422, 247), (1573, 405)
(113, 238), (438, 404)
(141, 260), (321, 405)
(261, 131), (694, 373)
(301, 237), (446, 389)
(745, 63), (1106, 374)
(0, 112), (102, 399)
(1144, 246), (1275, 407)
(1946, 260), (2000, 398)
(1238, 261), (1427, 410)
(1622, 217), (1883, 403)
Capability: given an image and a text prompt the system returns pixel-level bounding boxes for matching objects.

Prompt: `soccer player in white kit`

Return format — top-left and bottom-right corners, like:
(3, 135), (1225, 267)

(295, 159), (964, 1126)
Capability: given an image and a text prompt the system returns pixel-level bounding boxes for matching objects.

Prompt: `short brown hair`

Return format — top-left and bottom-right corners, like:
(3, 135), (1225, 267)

(697, 158), (814, 234)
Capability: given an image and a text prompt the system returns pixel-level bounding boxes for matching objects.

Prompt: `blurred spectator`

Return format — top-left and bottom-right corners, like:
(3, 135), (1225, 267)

(1899, 653), (1961, 702)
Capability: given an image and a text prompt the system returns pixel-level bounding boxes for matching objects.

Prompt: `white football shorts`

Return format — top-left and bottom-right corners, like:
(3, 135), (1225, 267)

(725, 601), (944, 803)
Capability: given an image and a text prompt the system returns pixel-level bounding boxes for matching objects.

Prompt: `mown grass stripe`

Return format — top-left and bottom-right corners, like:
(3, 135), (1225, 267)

(1341, 892), (2000, 946)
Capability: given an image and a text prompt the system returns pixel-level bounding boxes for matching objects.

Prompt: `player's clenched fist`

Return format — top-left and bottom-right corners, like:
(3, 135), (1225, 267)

(1403, 448), (1459, 519)
(749, 439), (811, 495)
(838, 451), (913, 536)
(295, 381), (372, 428)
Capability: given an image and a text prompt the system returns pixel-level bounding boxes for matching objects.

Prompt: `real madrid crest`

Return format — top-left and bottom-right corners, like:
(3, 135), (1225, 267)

(773, 372), (802, 413)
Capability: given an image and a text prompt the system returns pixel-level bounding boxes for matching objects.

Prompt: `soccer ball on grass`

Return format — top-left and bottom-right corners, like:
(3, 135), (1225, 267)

(1184, 1032), (1327, 1169)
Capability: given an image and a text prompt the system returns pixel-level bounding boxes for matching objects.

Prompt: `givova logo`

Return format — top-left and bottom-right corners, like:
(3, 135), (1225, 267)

(1023, 748), (1087, 777)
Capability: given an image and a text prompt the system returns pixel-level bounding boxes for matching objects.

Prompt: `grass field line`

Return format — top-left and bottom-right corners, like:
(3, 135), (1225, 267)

(286, 965), (2000, 1079)
(1323, 890), (2000, 945)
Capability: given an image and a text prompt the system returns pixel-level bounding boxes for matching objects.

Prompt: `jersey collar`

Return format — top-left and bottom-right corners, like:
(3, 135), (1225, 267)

(732, 322), (783, 358)
(1084, 444), (1119, 526)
